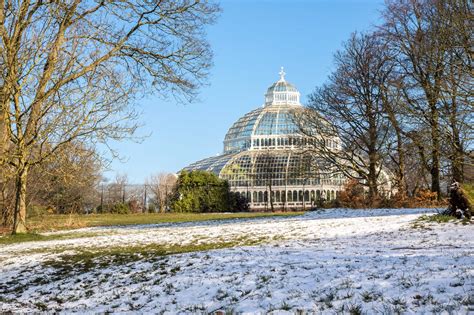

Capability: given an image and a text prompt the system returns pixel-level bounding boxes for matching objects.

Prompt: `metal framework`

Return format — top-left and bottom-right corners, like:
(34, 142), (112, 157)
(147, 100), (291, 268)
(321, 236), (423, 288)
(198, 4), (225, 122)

(183, 68), (345, 210)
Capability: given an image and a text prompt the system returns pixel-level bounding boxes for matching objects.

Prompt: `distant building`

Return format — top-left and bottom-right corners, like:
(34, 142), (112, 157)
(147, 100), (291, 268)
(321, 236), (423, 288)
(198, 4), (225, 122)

(183, 69), (345, 210)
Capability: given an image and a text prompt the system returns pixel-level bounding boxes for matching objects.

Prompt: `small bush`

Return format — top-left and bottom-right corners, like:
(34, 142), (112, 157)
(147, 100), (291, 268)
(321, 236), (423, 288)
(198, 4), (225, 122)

(229, 192), (250, 212)
(414, 189), (439, 206)
(96, 202), (130, 214)
(128, 199), (142, 213)
(337, 179), (366, 208)
(336, 180), (447, 209)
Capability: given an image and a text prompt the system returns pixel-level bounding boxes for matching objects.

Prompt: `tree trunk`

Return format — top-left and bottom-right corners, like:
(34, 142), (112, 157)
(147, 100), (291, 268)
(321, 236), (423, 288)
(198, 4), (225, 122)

(385, 103), (407, 197)
(447, 90), (464, 183)
(395, 130), (407, 196)
(367, 108), (378, 203)
(0, 93), (9, 168)
(450, 125), (463, 183)
(12, 166), (28, 234)
(430, 105), (441, 200)
(367, 165), (378, 203)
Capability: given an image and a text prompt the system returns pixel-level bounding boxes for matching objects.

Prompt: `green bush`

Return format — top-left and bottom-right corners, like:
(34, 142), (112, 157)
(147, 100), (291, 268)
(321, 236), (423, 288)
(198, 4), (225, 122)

(171, 170), (245, 213)
(463, 184), (474, 204)
(229, 191), (250, 212)
(96, 202), (130, 214)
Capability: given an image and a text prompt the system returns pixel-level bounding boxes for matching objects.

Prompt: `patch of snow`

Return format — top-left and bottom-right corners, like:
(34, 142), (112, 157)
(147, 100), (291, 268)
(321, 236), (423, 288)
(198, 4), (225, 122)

(1, 208), (472, 313)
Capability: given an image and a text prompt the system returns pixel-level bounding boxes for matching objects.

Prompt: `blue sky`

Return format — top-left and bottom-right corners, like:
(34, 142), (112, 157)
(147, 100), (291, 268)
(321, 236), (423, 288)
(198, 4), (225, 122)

(105, 0), (385, 183)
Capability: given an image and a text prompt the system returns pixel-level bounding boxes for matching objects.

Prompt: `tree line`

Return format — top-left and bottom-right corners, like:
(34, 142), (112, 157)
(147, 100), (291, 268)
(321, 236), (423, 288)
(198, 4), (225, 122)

(1, 167), (248, 229)
(295, 0), (473, 205)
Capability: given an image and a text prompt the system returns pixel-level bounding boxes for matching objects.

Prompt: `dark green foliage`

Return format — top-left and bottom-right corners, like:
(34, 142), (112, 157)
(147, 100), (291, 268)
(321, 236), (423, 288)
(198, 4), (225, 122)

(229, 192), (250, 212)
(96, 202), (130, 214)
(463, 184), (474, 210)
(171, 171), (247, 213)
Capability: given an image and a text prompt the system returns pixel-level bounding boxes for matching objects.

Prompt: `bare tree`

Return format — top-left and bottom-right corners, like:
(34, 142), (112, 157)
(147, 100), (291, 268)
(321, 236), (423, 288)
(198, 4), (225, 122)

(440, 51), (473, 183)
(0, 0), (219, 233)
(29, 143), (101, 214)
(295, 32), (392, 202)
(437, 0), (473, 183)
(380, 83), (409, 197)
(106, 174), (129, 206)
(379, 0), (451, 199)
(148, 173), (177, 213)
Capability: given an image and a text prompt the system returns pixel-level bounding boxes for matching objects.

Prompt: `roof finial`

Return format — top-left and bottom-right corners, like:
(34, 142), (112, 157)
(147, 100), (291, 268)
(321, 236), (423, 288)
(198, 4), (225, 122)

(279, 66), (286, 81)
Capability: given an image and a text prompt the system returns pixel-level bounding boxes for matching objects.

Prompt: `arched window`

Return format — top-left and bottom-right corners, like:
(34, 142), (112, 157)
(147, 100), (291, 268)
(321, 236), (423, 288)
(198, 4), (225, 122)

(264, 191), (268, 202)
(299, 190), (303, 202)
(281, 191), (286, 203)
(316, 190), (320, 200)
(304, 190), (309, 202)
(276, 191), (280, 202)
(253, 191), (257, 202)
(287, 191), (292, 202)
(331, 190), (335, 200)
(293, 190), (298, 202)
(258, 191), (263, 203)
(311, 190), (315, 202)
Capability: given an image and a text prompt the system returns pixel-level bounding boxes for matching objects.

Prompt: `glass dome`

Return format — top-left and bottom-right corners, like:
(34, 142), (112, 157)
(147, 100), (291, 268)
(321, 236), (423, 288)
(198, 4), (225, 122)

(223, 67), (304, 154)
(223, 105), (303, 153)
(183, 68), (345, 210)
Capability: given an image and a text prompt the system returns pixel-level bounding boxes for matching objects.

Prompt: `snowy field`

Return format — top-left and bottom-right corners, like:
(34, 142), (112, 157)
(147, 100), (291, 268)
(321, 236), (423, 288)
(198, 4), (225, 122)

(1, 208), (473, 313)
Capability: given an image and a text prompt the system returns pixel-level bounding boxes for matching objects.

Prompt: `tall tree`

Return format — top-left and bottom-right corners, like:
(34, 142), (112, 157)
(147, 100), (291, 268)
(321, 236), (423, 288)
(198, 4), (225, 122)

(436, 0), (473, 183)
(27, 143), (101, 214)
(148, 172), (177, 213)
(380, 0), (452, 199)
(0, 0), (219, 233)
(379, 82), (409, 196)
(295, 32), (392, 202)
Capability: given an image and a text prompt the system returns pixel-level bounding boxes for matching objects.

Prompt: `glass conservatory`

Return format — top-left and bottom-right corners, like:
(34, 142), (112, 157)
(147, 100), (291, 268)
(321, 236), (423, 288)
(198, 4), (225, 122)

(183, 68), (345, 210)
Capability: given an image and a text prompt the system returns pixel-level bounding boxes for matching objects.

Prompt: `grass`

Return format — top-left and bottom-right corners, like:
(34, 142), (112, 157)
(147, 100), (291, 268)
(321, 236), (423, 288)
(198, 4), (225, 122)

(418, 214), (455, 223)
(20, 211), (304, 233)
(0, 211), (304, 243)
(0, 231), (104, 245)
(43, 236), (268, 272)
(0, 236), (270, 297)
(411, 183), (474, 227)
(413, 213), (472, 229)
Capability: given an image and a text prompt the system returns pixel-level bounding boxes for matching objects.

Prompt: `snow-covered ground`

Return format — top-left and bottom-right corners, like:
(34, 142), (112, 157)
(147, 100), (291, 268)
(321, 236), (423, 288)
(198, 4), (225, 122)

(1, 208), (473, 313)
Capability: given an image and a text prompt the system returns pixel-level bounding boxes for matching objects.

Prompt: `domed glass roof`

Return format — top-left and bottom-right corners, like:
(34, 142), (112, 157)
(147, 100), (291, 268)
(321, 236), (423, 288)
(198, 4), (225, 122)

(182, 68), (348, 209)
(266, 80), (298, 93)
(223, 105), (302, 153)
(223, 68), (303, 153)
